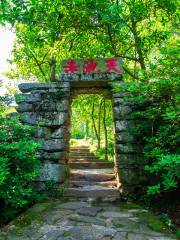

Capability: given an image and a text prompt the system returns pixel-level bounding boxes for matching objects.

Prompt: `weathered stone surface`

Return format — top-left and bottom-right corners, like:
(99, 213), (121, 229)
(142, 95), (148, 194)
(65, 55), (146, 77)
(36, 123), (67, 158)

(15, 93), (41, 103)
(39, 162), (67, 182)
(18, 82), (70, 93)
(112, 92), (133, 98)
(115, 132), (135, 143)
(115, 120), (134, 132)
(116, 154), (144, 166)
(56, 99), (69, 111)
(113, 105), (132, 119)
(36, 127), (52, 139)
(56, 201), (90, 210)
(38, 112), (68, 127)
(118, 168), (146, 185)
(38, 100), (57, 112)
(102, 211), (132, 218)
(116, 143), (143, 153)
(21, 112), (37, 125)
(69, 214), (105, 226)
(66, 225), (116, 240)
(51, 128), (67, 139)
(0, 199), (175, 240)
(76, 207), (103, 217)
(41, 139), (66, 152)
(112, 96), (134, 106)
(113, 232), (127, 240)
(40, 151), (67, 162)
(16, 102), (33, 112)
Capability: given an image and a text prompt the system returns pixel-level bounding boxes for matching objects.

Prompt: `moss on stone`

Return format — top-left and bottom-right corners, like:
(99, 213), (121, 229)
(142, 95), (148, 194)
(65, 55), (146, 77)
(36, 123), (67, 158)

(119, 202), (141, 210)
(136, 211), (170, 233)
(0, 236), (6, 240)
(63, 231), (71, 237)
(13, 212), (44, 230)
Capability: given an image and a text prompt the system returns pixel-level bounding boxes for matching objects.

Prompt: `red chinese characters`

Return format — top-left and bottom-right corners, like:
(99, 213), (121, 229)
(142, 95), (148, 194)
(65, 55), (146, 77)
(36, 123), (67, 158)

(62, 58), (122, 75)
(83, 59), (99, 73)
(105, 58), (122, 73)
(63, 60), (79, 73)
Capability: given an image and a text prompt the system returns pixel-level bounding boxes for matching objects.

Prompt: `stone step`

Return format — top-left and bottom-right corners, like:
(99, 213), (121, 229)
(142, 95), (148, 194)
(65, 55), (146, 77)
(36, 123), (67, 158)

(70, 147), (89, 151)
(69, 153), (96, 157)
(71, 169), (114, 174)
(68, 180), (117, 188)
(70, 149), (90, 153)
(69, 162), (114, 169)
(70, 170), (115, 182)
(69, 157), (100, 162)
(64, 186), (120, 199)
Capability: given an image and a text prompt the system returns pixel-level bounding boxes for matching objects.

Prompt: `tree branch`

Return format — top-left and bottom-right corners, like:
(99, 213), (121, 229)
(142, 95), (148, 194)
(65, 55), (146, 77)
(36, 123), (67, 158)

(123, 66), (139, 80)
(28, 48), (48, 81)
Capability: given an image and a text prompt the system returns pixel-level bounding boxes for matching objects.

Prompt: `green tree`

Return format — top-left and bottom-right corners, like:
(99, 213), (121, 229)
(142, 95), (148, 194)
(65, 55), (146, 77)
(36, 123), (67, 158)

(0, 0), (178, 81)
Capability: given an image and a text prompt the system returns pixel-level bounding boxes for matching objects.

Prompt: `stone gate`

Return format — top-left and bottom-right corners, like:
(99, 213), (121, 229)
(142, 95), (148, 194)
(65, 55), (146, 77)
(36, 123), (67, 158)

(16, 58), (146, 195)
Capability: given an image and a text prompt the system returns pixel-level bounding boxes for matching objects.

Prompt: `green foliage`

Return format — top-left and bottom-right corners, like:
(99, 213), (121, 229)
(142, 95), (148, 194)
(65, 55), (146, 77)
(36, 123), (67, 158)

(0, 0), (178, 81)
(0, 97), (41, 221)
(159, 213), (175, 228)
(44, 180), (65, 199)
(114, 39), (179, 197)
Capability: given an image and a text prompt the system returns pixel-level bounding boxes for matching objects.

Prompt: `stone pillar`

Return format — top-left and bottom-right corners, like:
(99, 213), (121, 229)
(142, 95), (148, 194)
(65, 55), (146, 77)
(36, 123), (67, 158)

(16, 82), (71, 183)
(112, 93), (147, 195)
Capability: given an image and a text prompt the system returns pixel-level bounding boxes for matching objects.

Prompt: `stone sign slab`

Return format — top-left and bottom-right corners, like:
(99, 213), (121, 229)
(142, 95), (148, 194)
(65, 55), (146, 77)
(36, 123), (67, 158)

(59, 57), (123, 81)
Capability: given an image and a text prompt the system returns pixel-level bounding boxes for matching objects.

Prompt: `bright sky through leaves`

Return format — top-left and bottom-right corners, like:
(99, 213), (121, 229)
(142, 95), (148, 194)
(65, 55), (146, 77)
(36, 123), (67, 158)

(0, 26), (15, 73)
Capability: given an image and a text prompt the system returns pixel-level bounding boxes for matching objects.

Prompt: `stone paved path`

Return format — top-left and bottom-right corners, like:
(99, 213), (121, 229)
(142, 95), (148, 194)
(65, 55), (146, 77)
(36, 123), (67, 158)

(0, 147), (176, 239)
(0, 200), (176, 240)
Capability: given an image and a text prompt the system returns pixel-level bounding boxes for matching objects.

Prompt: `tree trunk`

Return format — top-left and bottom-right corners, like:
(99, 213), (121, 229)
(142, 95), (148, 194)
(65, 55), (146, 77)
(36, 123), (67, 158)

(131, 20), (146, 70)
(91, 103), (99, 148)
(103, 100), (108, 161)
(49, 57), (56, 82)
(85, 120), (89, 139)
(97, 99), (103, 150)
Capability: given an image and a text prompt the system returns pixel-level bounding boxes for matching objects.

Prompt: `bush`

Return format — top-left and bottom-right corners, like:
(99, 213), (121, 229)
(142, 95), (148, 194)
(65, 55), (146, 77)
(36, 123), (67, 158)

(113, 40), (180, 198)
(0, 97), (41, 221)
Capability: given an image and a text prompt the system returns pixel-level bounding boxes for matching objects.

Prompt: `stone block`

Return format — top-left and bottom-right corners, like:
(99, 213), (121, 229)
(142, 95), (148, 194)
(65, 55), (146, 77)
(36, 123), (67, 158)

(112, 97), (134, 107)
(37, 100), (57, 111)
(41, 139), (67, 152)
(38, 112), (68, 127)
(118, 168), (146, 185)
(116, 143), (143, 153)
(15, 93), (41, 103)
(113, 105), (132, 119)
(16, 102), (33, 112)
(21, 112), (37, 125)
(56, 99), (69, 111)
(115, 120), (134, 132)
(40, 89), (70, 101)
(18, 82), (70, 93)
(115, 154), (145, 166)
(115, 132), (135, 143)
(51, 127), (69, 139)
(35, 99), (70, 113)
(36, 127), (52, 139)
(112, 92), (133, 98)
(40, 151), (67, 162)
(39, 162), (68, 182)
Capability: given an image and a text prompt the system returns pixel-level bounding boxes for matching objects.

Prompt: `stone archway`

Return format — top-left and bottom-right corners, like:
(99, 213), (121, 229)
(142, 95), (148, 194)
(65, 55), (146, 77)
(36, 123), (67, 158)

(16, 57), (146, 195)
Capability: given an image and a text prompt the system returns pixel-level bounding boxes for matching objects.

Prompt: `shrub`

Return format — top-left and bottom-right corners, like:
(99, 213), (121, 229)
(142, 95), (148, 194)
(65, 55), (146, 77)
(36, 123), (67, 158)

(113, 40), (180, 198)
(0, 97), (41, 221)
